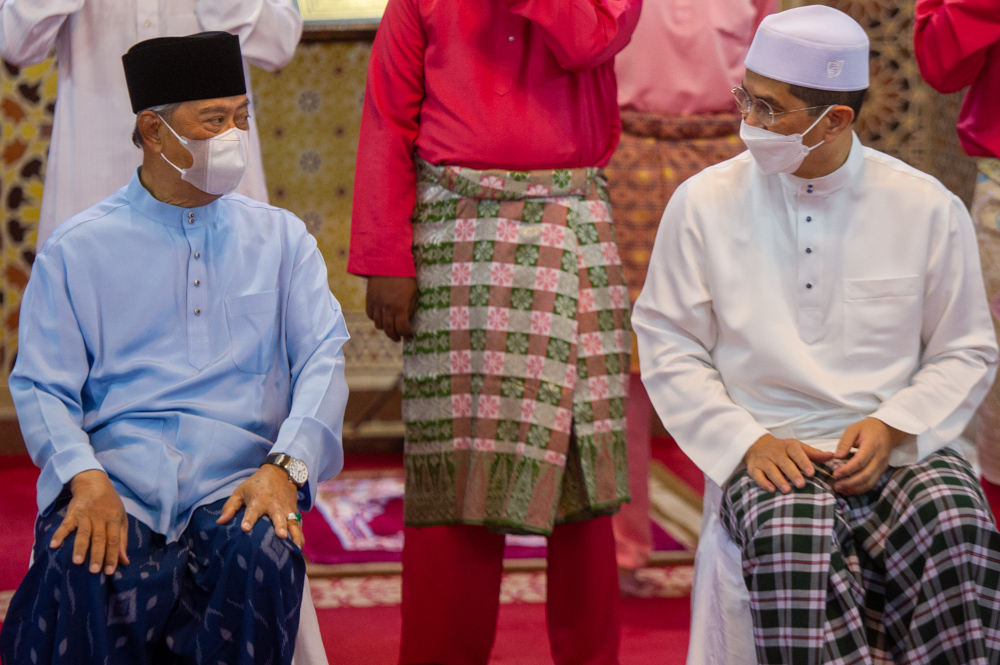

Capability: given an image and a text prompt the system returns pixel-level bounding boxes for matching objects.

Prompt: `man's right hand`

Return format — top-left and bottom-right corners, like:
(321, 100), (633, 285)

(49, 469), (130, 575)
(743, 434), (835, 494)
(366, 276), (418, 342)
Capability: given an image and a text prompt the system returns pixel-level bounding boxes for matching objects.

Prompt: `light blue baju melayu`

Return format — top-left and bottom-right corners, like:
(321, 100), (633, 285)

(11, 170), (349, 541)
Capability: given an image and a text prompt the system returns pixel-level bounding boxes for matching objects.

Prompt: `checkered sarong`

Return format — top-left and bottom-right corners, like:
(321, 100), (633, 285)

(721, 448), (1000, 665)
(401, 160), (631, 535)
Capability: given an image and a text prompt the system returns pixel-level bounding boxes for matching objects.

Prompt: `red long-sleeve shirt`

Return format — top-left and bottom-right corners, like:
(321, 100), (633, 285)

(349, 0), (642, 277)
(914, 0), (1000, 159)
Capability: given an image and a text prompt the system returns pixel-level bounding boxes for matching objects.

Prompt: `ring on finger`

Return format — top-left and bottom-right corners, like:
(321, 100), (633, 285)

(287, 512), (302, 523)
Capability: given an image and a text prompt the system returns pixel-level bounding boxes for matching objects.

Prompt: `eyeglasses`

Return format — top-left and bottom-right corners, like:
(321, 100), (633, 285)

(732, 87), (830, 126)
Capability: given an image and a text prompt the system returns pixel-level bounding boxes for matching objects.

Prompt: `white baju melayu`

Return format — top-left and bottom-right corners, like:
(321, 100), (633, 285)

(0, 0), (302, 251)
(633, 133), (999, 664)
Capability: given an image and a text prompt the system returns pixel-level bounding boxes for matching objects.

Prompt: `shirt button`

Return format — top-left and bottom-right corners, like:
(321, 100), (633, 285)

(508, 36), (514, 41)
(807, 185), (814, 193)
(805, 248), (812, 254)
(194, 279), (201, 286)
(806, 216), (812, 222)
(806, 283), (813, 289)
(194, 252), (201, 259)
(194, 308), (201, 315)
(144, 19), (151, 27)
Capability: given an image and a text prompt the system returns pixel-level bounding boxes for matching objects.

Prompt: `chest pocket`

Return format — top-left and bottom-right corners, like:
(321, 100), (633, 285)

(843, 276), (922, 360)
(226, 291), (280, 374)
(166, 11), (201, 36)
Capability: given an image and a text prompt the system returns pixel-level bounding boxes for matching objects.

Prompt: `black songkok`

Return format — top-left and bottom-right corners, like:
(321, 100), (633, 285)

(122, 32), (247, 114)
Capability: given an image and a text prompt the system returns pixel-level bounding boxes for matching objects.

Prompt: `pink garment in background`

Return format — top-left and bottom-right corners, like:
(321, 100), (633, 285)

(613, 374), (653, 570)
(615, 0), (774, 115)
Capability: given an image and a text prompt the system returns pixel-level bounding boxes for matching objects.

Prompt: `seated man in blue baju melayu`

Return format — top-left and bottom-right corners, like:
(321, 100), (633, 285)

(0, 32), (349, 665)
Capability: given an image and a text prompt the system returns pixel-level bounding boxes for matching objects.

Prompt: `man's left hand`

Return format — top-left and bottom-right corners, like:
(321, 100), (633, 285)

(831, 417), (907, 495)
(217, 464), (304, 548)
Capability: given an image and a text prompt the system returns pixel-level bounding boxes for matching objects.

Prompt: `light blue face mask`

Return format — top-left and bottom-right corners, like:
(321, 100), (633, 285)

(158, 115), (247, 195)
(739, 106), (833, 175)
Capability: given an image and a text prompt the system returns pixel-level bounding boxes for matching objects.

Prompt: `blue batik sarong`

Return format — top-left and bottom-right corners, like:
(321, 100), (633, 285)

(0, 492), (305, 665)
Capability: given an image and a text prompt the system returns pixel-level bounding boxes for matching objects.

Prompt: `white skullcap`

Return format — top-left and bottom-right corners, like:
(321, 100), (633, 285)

(745, 5), (869, 91)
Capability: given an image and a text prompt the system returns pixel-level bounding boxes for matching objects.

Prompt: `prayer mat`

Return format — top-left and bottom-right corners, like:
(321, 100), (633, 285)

(400, 160), (631, 535)
(300, 461), (699, 571)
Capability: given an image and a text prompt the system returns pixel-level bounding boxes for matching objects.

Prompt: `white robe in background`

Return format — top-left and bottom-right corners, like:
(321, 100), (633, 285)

(0, 0), (302, 251)
(633, 133), (998, 665)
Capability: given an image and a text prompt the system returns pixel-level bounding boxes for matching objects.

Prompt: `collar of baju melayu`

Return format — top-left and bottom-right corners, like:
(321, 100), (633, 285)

(125, 168), (223, 228)
(777, 131), (865, 197)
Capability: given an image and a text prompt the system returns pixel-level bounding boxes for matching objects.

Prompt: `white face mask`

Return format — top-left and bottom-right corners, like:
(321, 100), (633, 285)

(740, 106), (833, 175)
(158, 115), (247, 195)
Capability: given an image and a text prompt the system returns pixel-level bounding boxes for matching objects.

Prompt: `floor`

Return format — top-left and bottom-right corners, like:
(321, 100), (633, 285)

(0, 447), (696, 664)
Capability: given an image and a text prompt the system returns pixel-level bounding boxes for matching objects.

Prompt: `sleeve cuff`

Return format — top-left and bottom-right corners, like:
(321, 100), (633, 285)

(50, 445), (105, 486)
(871, 402), (928, 437)
(703, 421), (770, 488)
(271, 428), (344, 511)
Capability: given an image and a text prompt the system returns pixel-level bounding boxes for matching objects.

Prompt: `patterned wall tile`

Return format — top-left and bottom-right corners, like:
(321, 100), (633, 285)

(0, 59), (56, 378)
(251, 42), (371, 316)
(805, 0), (977, 203)
(250, 42), (404, 388)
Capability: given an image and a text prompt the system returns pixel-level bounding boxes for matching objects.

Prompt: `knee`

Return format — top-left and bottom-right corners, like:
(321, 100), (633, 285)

(34, 531), (96, 580)
(222, 517), (305, 585)
(722, 470), (833, 548)
(894, 470), (995, 542)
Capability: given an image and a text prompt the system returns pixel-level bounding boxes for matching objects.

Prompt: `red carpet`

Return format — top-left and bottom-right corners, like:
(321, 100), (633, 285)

(0, 455), (39, 592)
(315, 595), (692, 664)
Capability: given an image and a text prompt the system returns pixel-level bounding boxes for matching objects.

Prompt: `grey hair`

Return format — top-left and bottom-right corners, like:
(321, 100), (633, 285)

(131, 102), (182, 148)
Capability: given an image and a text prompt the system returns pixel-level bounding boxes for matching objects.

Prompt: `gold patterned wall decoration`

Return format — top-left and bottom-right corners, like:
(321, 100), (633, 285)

(0, 58), (57, 378)
(251, 41), (404, 390)
(251, 42), (369, 313)
(802, 0), (977, 204)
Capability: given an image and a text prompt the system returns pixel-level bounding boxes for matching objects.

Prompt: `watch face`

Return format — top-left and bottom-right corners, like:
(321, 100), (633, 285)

(286, 458), (308, 486)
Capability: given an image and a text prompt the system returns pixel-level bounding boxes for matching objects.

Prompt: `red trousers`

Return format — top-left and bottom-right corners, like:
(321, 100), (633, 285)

(399, 517), (621, 665)
(612, 374), (653, 570)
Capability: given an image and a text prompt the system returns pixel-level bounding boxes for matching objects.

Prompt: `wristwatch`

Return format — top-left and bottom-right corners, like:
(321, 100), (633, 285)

(263, 453), (308, 489)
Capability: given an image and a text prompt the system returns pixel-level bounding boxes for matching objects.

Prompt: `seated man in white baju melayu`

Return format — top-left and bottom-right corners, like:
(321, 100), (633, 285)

(633, 6), (1000, 664)
(0, 32), (349, 665)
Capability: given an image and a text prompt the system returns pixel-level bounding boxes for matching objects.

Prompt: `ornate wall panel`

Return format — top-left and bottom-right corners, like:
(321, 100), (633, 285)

(802, 0), (977, 203)
(249, 42), (403, 390)
(0, 60), (56, 379)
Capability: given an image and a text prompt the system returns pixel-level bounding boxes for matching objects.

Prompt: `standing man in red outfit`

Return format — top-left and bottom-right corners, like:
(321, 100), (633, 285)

(350, 1), (641, 663)
(914, 0), (1000, 499)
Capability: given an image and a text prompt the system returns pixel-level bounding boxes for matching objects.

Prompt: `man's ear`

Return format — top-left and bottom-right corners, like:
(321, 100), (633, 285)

(137, 111), (164, 152)
(822, 105), (855, 143)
